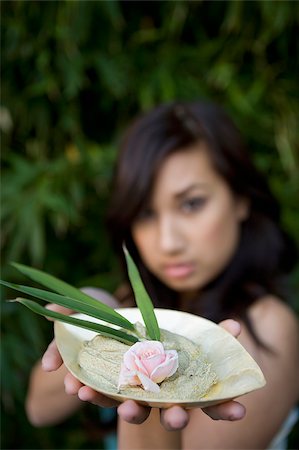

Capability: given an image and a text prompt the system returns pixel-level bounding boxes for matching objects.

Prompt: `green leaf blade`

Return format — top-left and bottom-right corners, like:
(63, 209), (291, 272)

(124, 247), (160, 341)
(0, 280), (134, 331)
(10, 263), (134, 331)
(14, 298), (138, 345)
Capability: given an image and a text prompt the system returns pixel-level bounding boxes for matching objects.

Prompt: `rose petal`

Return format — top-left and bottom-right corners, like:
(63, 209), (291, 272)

(123, 351), (148, 377)
(134, 356), (148, 375)
(118, 363), (140, 391)
(165, 350), (179, 377)
(123, 348), (140, 371)
(150, 351), (179, 383)
(123, 341), (165, 376)
(134, 341), (165, 355)
(119, 341), (178, 392)
(141, 353), (165, 375)
(123, 341), (162, 368)
(137, 371), (160, 393)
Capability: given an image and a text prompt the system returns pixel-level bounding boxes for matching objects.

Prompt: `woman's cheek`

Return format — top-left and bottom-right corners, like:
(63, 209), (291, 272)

(196, 205), (240, 262)
(132, 227), (158, 269)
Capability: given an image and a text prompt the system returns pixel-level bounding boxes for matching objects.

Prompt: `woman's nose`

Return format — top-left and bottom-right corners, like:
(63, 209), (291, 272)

(158, 216), (185, 253)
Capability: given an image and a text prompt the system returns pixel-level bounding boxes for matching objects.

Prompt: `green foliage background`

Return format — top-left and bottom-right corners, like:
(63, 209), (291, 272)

(1, 1), (298, 449)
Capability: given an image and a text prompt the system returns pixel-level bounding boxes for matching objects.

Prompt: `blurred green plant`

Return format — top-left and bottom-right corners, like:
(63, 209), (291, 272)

(1, 1), (298, 449)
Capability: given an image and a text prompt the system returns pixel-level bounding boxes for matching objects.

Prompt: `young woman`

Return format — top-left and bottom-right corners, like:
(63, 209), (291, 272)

(27, 101), (299, 449)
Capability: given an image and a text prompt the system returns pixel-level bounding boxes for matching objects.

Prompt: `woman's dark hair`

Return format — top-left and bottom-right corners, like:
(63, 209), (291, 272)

(106, 100), (297, 343)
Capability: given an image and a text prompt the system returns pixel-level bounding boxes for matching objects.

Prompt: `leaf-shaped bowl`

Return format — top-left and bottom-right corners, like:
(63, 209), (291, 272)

(54, 308), (266, 408)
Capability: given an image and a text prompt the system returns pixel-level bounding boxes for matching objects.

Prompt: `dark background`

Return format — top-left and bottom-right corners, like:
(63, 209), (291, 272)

(1, 1), (298, 448)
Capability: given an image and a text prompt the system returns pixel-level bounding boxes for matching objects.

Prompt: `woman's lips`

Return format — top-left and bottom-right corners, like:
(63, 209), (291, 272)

(163, 263), (195, 279)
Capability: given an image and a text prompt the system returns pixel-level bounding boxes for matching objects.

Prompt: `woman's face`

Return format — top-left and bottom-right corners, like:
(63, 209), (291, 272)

(131, 143), (248, 298)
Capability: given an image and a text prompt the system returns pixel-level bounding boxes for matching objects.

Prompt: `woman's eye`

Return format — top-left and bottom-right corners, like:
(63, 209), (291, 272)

(181, 197), (206, 212)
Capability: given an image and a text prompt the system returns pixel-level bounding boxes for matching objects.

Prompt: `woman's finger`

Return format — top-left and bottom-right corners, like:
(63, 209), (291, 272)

(117, 400), (151, 424)
(202, 400), (246, 421)
(218, 319), (241, 338)
(160, 406), (190, 431)
(64, 372), (84, 395)
(41, 340), (63, 371)
(77, 385), (120, 408)
(64, 372), (119, 407)
(45, 303), (74, 321)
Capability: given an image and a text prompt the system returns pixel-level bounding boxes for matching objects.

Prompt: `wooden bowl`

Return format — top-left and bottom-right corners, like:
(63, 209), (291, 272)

(55, 308), (266, 408)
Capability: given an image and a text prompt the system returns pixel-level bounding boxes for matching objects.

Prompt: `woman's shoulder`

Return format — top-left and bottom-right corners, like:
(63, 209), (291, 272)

(239, 295), (299, 408)
(238, 296), (299, 378)
(250, 294), (296, 317)
(248, 295), (299, 349)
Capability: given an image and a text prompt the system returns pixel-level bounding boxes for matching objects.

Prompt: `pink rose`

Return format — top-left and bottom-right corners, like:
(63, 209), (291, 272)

(118, 340), (179, 393)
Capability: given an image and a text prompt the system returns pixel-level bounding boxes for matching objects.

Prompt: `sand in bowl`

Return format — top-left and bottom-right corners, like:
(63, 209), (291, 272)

(78, 324), (218, 402)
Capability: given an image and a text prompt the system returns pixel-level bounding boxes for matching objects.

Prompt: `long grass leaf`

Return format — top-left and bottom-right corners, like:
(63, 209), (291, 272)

(124, 247), (160, 340)
(10, 262), (133, 330)
(14, 298), (138, 345)
(1, 280), (134, 330)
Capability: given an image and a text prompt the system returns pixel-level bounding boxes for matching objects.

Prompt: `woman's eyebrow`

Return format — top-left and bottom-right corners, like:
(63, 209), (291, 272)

(174, 183), (208, 199)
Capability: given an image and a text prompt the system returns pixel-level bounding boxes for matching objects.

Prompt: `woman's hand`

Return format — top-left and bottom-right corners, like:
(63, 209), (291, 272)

(42, 311), (246, 430)
(41, 303), (74, 371)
